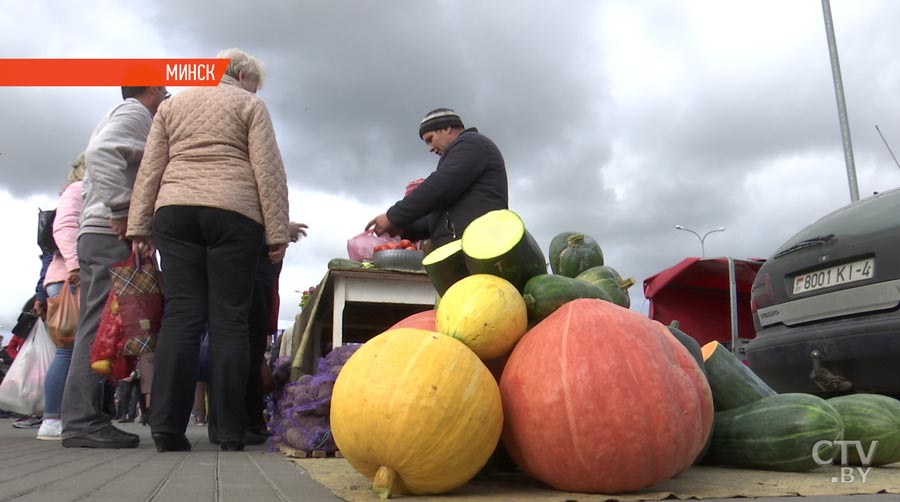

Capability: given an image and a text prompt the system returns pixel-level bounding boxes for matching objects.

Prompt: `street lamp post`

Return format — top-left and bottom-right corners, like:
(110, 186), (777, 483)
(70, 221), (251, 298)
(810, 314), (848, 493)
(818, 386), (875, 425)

(675, 225), (726, 257)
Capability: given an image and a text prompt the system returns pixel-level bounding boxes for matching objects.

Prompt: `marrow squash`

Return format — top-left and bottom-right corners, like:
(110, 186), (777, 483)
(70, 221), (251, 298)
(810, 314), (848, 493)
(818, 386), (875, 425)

(701, 341), (777, 411)
(462, 209), (547, 292)
(522, 274), (612, 324)
(702, 393), (844, 472)
(576, 266), (635, 308)
(422, 239), (468, 296)
(827, 393), (900, 466)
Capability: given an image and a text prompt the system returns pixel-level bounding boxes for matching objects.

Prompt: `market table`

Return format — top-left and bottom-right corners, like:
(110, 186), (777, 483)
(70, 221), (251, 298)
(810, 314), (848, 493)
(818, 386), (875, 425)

(289, 266), (437, 378)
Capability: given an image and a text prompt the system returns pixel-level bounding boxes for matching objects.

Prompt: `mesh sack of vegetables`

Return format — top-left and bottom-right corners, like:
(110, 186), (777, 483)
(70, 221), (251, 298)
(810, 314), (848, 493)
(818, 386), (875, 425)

(268, 356), (293, 406)
(270, 344), (362, 452)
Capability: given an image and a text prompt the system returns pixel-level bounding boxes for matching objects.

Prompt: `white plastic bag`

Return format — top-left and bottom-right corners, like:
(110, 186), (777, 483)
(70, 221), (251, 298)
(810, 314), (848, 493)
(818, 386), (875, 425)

(0, 319), (55, 416)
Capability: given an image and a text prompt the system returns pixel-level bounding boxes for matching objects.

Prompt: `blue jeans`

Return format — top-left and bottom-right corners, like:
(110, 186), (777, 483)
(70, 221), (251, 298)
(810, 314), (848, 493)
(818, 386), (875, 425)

(43, 281), (74, 418)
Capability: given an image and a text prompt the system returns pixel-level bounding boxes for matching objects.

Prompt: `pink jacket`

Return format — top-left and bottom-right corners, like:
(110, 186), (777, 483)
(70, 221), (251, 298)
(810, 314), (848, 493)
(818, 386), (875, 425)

(44, 181), (83, 286)
(128, 75), (289, 245)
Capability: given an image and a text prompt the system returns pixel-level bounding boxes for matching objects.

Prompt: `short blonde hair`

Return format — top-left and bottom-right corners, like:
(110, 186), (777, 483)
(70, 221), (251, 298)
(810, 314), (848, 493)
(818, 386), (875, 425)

(217, 48), (266, 89)
(69, 152), (86, 182)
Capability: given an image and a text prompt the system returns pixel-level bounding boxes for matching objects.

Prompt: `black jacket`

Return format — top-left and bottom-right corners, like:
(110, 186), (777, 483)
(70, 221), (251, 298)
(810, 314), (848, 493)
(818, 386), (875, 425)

(386, 128), (508, 247)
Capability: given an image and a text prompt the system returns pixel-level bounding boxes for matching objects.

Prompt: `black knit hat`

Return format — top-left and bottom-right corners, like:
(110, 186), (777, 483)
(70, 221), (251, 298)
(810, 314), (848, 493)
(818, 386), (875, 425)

(418, 108), (464, 138)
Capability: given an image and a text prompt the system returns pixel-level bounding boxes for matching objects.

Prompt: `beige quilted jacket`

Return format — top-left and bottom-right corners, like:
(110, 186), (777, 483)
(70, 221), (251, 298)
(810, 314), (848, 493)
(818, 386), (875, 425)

(127, 75), (290, 245)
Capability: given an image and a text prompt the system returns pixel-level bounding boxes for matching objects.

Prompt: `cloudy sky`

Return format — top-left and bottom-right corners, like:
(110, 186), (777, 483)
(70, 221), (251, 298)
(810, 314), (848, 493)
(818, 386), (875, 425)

(2, 0), (900, 336)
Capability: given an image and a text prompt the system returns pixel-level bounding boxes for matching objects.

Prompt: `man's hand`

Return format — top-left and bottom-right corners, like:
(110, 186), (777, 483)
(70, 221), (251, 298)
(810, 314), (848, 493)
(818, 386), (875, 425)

(289, 222), (308, 243)
(32, 300), (45, 317)
(110, 217), (128, 240)
(268, 243), (288, 263)
(66, 268), (80, 286)
(366, 213), (401, 236)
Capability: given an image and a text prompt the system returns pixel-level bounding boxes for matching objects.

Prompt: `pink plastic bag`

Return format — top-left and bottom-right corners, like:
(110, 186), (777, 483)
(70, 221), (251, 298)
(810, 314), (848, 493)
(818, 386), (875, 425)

(347, 231), (400, 261)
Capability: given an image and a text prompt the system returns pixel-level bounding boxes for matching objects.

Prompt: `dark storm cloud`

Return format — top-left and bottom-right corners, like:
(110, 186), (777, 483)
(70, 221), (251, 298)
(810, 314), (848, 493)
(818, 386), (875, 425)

(145, 0), (614, 203)
(3, 1), (900, 328)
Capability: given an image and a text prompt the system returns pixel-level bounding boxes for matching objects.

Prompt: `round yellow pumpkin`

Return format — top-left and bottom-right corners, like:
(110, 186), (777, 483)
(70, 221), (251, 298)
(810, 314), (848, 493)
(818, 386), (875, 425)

(330, 328), (503, 498)
(435, 274), (528, 360)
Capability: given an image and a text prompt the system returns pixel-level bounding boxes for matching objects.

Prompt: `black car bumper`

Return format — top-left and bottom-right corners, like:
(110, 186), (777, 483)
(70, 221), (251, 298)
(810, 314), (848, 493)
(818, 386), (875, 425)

(747, 309), (900, 395)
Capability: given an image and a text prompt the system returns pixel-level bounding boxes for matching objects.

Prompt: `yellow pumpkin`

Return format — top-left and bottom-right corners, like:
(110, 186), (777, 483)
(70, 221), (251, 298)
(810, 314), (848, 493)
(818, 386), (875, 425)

(330, 328), (503, 498)
(435, 274), (527, 360)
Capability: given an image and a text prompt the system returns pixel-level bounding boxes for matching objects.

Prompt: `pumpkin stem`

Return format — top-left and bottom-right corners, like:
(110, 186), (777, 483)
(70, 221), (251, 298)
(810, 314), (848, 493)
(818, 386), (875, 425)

(565, 233), (586, 247)
(669, 320), (680, 329)
(617, 277), (636, 291)
(373, 466), (400, 499)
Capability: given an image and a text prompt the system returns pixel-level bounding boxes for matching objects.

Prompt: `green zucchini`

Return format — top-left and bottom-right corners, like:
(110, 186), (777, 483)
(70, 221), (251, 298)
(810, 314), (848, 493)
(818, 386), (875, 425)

(422, 239), (468, 296)
(702, 393), (844, 472)
(827, 393), (900, 466)
(701, 340), (777, 411)
(522, 274), (612, 324)
(461, 209), (547, 292)
(548, 232), (603, 277)
(575, 265), (622, 282)
(576, 266), (635, 308)
(327, 258), (368, 269)
(667, 321), (705, 375)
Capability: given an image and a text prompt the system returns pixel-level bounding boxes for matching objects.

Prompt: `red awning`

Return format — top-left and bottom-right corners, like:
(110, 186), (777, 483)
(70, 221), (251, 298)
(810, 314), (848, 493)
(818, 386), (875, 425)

(643, 257), (764, 346)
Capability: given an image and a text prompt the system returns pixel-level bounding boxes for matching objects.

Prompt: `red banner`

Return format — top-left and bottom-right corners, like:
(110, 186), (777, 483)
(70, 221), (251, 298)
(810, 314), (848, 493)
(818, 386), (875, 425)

(0, 59), (231, 86)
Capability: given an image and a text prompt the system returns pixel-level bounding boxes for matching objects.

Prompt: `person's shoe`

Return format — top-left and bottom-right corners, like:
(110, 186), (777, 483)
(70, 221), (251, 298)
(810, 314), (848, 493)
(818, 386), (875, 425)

(12, 416), (43, 429)
(151, 432), (192, 452)
(244, 428), (269, 446)
(219, 440), (245, 452)
(61, 425), (140, 449)
(36, 418), (62, 440)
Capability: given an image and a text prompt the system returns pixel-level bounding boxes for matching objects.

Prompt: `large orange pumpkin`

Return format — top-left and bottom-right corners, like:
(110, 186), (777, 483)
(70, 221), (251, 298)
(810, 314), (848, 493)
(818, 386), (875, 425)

(388, 309), (436, 331)
(331, 328), (503, 498)
(500, 299), (713, 493)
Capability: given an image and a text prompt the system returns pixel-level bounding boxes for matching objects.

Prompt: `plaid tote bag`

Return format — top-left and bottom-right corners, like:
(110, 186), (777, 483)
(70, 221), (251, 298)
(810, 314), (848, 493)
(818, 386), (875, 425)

(109, 252), (163, 356)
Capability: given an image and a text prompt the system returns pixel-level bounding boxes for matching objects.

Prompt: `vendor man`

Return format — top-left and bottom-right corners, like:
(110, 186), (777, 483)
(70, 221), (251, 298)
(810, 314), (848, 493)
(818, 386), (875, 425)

(366, 108), (509, 248)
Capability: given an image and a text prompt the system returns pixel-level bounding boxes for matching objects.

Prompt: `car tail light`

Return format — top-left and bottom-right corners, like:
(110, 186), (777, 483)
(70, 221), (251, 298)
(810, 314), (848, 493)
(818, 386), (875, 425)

(750, 272), (775, 313)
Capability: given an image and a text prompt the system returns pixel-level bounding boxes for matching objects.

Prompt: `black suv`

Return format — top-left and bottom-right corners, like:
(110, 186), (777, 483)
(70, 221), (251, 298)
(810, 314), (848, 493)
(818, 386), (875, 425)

(747, 187), (900, 396)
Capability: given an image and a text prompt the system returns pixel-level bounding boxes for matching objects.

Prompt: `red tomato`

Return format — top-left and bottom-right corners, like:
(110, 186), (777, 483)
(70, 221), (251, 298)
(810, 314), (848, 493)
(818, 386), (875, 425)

(399, 239), (413, 248)
(373, 244), (387, 252)
(404, 246), (417, 250)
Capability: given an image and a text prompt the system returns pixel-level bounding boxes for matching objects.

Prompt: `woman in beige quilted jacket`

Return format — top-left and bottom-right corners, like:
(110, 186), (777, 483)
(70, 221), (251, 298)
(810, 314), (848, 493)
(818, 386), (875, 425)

(127, 48), (289, 452)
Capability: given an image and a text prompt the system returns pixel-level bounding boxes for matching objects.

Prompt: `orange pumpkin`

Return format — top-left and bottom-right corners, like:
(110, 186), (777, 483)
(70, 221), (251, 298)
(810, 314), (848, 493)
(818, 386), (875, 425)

(500, 299), (713, 493)
(388, 309), (436, 331)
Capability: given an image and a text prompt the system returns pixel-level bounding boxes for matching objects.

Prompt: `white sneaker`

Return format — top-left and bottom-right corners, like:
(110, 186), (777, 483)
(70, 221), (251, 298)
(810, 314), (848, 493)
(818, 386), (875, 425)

(36, 418), (62, 440)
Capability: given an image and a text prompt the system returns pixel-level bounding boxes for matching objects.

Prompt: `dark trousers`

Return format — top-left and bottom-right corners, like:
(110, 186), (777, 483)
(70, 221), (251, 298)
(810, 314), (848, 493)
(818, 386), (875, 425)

(246, 279), (272, 430)
(116, 380), (137, 419)
(149, 206), (263, 441)
(208, 279), (271, 435)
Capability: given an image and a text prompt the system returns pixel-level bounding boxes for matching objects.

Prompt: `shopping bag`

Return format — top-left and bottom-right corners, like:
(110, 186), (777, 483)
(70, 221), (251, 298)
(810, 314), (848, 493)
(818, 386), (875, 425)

(0, 319), (56, 416)
(90, 289), (125, 375)
(109, 252), (163, 356)
(346, 231), (400, 261)
(46, 280), (79, 348)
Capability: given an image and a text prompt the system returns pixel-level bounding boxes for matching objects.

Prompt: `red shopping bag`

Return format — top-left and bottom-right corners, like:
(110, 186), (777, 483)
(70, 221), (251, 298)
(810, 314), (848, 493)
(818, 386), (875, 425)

(109, 252), (163, 356)
(90, 287), (138, 378)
